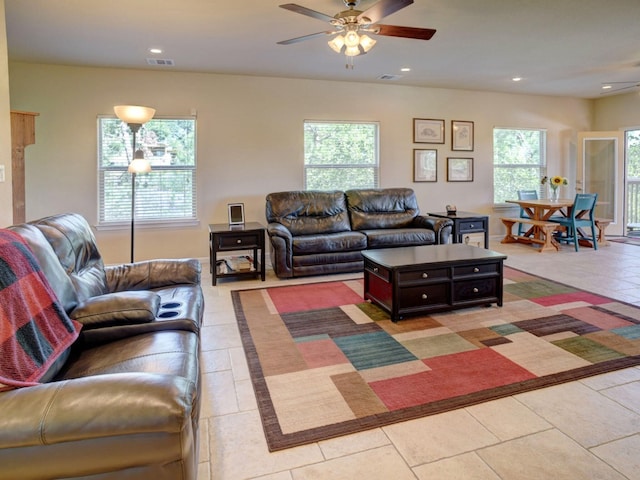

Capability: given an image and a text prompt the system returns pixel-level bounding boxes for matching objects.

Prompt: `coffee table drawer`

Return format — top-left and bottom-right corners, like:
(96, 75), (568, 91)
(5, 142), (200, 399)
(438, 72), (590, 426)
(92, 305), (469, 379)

(454, 262), (500, 277)
(453, 278), (499, 302)
(364, 260), (390, 282)
(399, 283), (449, 308)
(398, 267), (449, 284)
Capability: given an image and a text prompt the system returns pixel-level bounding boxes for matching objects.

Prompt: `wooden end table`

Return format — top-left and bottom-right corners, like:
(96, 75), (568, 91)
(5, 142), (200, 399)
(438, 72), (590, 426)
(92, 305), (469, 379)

(428, 211), (489, 248)
(208, 222), (266, 286)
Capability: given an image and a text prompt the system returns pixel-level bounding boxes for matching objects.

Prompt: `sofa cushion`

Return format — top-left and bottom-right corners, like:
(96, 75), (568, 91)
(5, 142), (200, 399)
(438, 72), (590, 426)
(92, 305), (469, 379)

(292, 231), (367, 255)
(266, 191), (352, 235)
(346, 188), (419, 230)
(362, 228), (436, 248)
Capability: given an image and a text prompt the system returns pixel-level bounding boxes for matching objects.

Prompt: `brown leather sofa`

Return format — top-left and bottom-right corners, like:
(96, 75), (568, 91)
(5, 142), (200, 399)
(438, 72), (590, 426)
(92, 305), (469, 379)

(265, 188), (453, 278)
(0, 213), (203, 479)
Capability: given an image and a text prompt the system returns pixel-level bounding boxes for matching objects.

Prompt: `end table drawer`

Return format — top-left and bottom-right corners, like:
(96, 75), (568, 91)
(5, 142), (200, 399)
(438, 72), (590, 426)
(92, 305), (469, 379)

(399, 283), (449, 308)
(218, 233), (261, 249)
(459, 220), (485, 233)
(453, 278), (498, 302)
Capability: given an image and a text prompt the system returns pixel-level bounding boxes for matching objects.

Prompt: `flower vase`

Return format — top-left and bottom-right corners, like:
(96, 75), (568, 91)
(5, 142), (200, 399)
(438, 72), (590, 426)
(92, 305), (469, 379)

(550, 187), (559, 201)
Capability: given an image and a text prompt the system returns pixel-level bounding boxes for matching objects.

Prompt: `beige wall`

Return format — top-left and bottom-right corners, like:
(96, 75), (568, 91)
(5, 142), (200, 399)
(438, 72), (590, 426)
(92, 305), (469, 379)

(0, 0), (12, 227)
(593, 91), (640, 131)
(8, 61), (593, 264)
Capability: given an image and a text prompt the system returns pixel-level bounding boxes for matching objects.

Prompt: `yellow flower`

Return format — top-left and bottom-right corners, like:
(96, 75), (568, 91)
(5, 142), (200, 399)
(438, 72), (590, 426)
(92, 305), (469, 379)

(550, 175), (568, 187)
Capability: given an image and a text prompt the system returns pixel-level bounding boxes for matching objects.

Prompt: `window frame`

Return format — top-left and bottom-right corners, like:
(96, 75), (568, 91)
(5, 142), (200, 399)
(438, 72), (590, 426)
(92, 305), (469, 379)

(493, 127), (547, 205)
(303, 120), (380, 191)
(97, 115), (198, 228)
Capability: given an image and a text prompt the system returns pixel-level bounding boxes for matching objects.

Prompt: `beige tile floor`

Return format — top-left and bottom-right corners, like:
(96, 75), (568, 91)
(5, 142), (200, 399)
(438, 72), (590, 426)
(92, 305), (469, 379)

(197, 237), (640, 480)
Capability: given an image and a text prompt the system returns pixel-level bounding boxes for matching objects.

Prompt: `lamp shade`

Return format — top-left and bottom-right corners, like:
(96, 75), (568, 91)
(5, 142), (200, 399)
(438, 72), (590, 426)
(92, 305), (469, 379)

(114, 105), (156, 125)
(128, 150), (151, 173)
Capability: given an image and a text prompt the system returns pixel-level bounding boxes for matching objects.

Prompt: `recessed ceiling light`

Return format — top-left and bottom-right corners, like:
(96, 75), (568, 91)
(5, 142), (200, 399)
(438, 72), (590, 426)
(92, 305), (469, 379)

(401, 67), (411, 72)
(512, 77), (522, 82)
(149, 48), (163, 55)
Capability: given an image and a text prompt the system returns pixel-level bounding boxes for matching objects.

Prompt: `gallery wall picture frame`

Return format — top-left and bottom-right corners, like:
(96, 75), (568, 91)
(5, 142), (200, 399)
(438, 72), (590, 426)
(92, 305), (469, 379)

(413, 118), (445, 144)
(447, 157), (474, 182)
(451, 120), (474, 151)
(413, 149), (438, 182)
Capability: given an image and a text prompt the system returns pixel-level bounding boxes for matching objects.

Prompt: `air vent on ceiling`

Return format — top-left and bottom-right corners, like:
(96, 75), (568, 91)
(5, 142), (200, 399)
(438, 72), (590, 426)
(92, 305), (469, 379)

(146, 58), (175, 66)
(377, 74), (403, 81)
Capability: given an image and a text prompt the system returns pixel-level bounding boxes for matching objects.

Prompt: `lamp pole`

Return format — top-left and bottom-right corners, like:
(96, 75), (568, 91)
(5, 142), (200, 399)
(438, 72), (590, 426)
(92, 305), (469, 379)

(114, 105), (155, 264)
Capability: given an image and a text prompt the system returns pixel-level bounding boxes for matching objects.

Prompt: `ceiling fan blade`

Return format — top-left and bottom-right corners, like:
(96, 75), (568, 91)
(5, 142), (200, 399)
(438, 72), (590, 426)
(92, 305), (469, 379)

(374, 24), (436, 40)
(358, 0), (413, 24)
(277, 31), (333, 45)
(279, 4), (335, 23)
(601, 83), (640, 94)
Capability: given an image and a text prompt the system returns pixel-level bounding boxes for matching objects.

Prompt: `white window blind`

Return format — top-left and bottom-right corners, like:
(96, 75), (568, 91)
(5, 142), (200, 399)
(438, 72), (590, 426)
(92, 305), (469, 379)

(304, 121), (379, 190)
(98, 116), (197, 224)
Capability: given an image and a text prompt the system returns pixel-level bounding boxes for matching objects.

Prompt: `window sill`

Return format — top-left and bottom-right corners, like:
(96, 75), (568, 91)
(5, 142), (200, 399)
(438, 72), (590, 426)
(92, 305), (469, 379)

(95, 219), (200, 231)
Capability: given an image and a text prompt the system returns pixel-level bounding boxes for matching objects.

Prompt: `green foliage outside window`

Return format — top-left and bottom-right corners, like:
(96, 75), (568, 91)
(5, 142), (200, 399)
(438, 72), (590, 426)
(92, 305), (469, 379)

(493, 128), (546, 203)
(304, 121), (379, 190)
(98, 117), (196, 224)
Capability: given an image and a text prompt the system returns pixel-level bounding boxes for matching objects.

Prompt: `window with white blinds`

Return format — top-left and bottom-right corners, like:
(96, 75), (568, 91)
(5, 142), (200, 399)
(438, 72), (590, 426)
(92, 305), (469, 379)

(304, 121), (379, 190)
(98, 116), (197, 225)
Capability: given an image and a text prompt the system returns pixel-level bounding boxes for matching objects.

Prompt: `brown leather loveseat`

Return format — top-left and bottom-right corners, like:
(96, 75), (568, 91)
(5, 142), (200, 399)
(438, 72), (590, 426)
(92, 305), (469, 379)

(265, 188), (453, 278)
(0, 213), (203, 479)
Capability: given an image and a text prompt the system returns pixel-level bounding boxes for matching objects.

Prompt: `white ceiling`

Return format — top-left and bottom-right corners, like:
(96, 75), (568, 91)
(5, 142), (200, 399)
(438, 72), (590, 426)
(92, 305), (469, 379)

(5, 0), (640, 99)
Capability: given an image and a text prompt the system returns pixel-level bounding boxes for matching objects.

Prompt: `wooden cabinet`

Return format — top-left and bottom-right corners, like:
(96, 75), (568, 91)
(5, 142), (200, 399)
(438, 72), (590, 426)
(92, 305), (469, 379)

(11, 110), (39, 224)
(208, 222), (266, 286)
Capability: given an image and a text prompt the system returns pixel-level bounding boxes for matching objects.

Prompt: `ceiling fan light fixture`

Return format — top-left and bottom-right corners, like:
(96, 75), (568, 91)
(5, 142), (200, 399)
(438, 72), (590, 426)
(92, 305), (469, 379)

(328, 35), (345, 53)
(359, 34), (376, 52)
(345, 45), (361, 57)
(344, 30), (360, 48)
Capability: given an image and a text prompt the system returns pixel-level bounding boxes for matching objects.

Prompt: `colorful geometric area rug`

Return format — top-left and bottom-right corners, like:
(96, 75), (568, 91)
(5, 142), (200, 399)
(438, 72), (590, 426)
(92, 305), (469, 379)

(231, 267), (640, 451)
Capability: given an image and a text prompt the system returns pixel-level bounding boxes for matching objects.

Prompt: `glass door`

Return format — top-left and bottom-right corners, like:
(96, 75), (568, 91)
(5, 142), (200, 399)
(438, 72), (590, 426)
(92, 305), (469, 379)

(625, 130), (640, 236)
(577, 131), (624, 236)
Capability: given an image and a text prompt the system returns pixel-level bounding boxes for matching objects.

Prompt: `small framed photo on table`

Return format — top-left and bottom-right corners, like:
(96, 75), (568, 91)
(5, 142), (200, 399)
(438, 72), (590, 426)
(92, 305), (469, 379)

(413, 149), (437, 182)
(451, 120), (474, 151)
(413, 118), (445, 144)
(447, 157), (474, 182)
(227, 203), (245, 225)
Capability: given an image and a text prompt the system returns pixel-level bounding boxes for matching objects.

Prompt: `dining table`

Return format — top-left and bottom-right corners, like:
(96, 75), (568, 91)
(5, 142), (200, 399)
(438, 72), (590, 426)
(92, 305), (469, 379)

(504, 198), (597, 251)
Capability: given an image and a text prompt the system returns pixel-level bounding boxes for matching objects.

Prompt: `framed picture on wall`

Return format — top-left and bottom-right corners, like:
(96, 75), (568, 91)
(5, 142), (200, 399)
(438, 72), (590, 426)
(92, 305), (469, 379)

(447, 157), (474, 182)
(451, 120), (474, 151)
(414, 118), (445, 144)
(413, 149), (437, 182)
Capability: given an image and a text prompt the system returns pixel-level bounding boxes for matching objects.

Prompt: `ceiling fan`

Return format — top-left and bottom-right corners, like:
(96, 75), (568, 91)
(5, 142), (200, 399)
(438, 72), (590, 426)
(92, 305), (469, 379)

(601, 81), (640, 94)
(277, 0), (436, 66)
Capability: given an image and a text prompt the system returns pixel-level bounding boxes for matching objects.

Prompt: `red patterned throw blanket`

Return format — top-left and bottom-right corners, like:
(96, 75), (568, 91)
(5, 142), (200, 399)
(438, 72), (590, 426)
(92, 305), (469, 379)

(0, 229), (81, 390)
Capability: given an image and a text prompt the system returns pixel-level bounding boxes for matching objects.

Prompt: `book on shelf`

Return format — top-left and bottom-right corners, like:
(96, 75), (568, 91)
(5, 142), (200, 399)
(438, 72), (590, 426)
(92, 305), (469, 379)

(217, 255), (254, 273)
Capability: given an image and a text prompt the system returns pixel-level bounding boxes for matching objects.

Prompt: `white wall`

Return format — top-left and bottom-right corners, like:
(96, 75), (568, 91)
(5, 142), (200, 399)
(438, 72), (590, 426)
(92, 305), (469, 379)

(8, 62), (593, 264)
(0, 0), (12, 227)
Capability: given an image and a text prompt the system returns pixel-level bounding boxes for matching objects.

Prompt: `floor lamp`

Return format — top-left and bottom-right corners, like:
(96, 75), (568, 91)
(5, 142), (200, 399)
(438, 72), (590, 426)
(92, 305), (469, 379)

(114, 105), (156, 263)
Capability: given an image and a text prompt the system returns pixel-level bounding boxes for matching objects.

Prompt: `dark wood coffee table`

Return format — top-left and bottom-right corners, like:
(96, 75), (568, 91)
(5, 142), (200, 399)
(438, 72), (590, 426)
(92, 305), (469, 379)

(362, 244), (507, 321)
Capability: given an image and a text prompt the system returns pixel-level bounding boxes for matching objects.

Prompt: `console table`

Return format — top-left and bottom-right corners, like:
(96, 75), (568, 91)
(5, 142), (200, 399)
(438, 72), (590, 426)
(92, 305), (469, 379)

(362, 244), (506, 321)
(428, 211), (489, 248)
(209, 222), (266, 286)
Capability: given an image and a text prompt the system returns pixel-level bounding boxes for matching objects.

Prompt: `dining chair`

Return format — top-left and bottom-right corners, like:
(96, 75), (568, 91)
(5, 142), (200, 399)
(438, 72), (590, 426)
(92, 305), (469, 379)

(517, 189), (538, 236)
(549, 193), (598, 252)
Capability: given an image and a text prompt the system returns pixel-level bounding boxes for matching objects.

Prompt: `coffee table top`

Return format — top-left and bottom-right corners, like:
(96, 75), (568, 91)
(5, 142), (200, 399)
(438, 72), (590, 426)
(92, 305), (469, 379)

(361, 244), (507, 268)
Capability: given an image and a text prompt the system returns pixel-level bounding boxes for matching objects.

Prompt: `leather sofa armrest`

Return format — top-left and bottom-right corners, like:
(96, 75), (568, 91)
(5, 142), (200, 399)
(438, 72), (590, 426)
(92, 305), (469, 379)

(105, 258), (201, 292)
(0, 373), (195, 450)
(412, 216), (454, 244)
(70, 291), (160, 329)
(266, 223), (294, 278)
